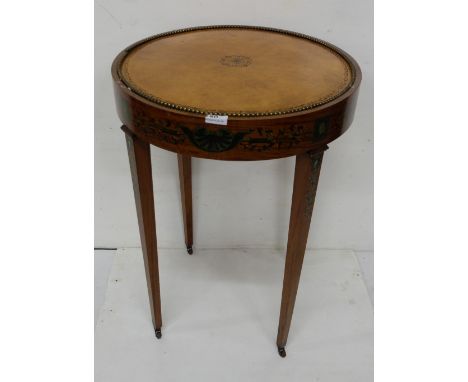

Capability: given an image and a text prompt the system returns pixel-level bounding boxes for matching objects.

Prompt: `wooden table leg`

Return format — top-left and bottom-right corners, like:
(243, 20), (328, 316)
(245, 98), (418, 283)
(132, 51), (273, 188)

(122, 126), (163, 339)
(276, 148), (326, 357)
(177, 154), (193, 255)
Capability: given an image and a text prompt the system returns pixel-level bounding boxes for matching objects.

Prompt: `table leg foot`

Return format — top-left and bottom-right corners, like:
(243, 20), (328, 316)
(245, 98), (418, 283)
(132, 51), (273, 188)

(276, 149), (326, 352)
(155, 328), (162, 339)
(277, 346), (287, 358)
(187, 246), (193, 255)
(123, 126), (163, 336)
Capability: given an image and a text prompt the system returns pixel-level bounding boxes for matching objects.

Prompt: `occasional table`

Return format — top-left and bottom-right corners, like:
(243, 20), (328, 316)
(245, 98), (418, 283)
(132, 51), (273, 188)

(112, 25), (361, 357)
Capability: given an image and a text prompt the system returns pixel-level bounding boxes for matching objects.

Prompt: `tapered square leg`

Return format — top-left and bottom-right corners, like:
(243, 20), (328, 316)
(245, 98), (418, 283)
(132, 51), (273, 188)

(276, 148), (326, 357)
(177, 154), (193, 255)
(122, 126), (163, 337)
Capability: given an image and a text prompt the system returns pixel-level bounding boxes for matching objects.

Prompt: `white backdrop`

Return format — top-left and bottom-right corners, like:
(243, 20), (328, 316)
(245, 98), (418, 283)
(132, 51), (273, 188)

(94, 0), (373, 250)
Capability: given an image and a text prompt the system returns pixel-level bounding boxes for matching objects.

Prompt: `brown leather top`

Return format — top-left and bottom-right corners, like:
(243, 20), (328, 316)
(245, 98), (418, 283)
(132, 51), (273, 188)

(119, 26), (354, 117)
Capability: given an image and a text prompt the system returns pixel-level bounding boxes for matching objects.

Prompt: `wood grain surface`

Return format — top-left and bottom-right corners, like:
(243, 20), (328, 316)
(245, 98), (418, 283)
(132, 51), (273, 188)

(112, 26), (361, 161)
(114, 26), (362, 356)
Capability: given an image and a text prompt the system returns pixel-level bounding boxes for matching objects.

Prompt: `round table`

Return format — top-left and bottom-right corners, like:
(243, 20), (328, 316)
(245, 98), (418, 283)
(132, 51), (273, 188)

(112, 25), (361, 358)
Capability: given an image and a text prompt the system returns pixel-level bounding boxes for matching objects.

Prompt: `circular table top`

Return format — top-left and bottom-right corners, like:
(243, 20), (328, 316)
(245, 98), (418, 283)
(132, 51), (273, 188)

(118, 26), (355, 117)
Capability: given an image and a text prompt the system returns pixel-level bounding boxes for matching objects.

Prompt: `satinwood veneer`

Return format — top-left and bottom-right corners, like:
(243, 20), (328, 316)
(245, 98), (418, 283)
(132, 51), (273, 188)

(112, 25), (361, 357)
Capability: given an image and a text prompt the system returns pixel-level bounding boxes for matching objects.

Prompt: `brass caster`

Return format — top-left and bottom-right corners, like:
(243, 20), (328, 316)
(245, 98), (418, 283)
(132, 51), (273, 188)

(155, 328), (162, 339)
(278, 346), (286, 358)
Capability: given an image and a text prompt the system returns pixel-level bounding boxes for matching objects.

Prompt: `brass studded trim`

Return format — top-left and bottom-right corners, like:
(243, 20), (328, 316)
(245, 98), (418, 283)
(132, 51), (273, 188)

(117, 25), (357, 118)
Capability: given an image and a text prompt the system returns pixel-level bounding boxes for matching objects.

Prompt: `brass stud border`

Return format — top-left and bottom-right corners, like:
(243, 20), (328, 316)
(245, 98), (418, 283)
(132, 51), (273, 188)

(117, 25), (357, 118)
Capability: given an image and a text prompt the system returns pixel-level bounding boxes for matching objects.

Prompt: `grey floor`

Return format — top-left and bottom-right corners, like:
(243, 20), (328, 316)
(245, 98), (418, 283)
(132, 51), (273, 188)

(355, 250), (374, 305)
(95, 248), (374, 326)
(95, 248), (373, 381)
(94, 250), (116, 325)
